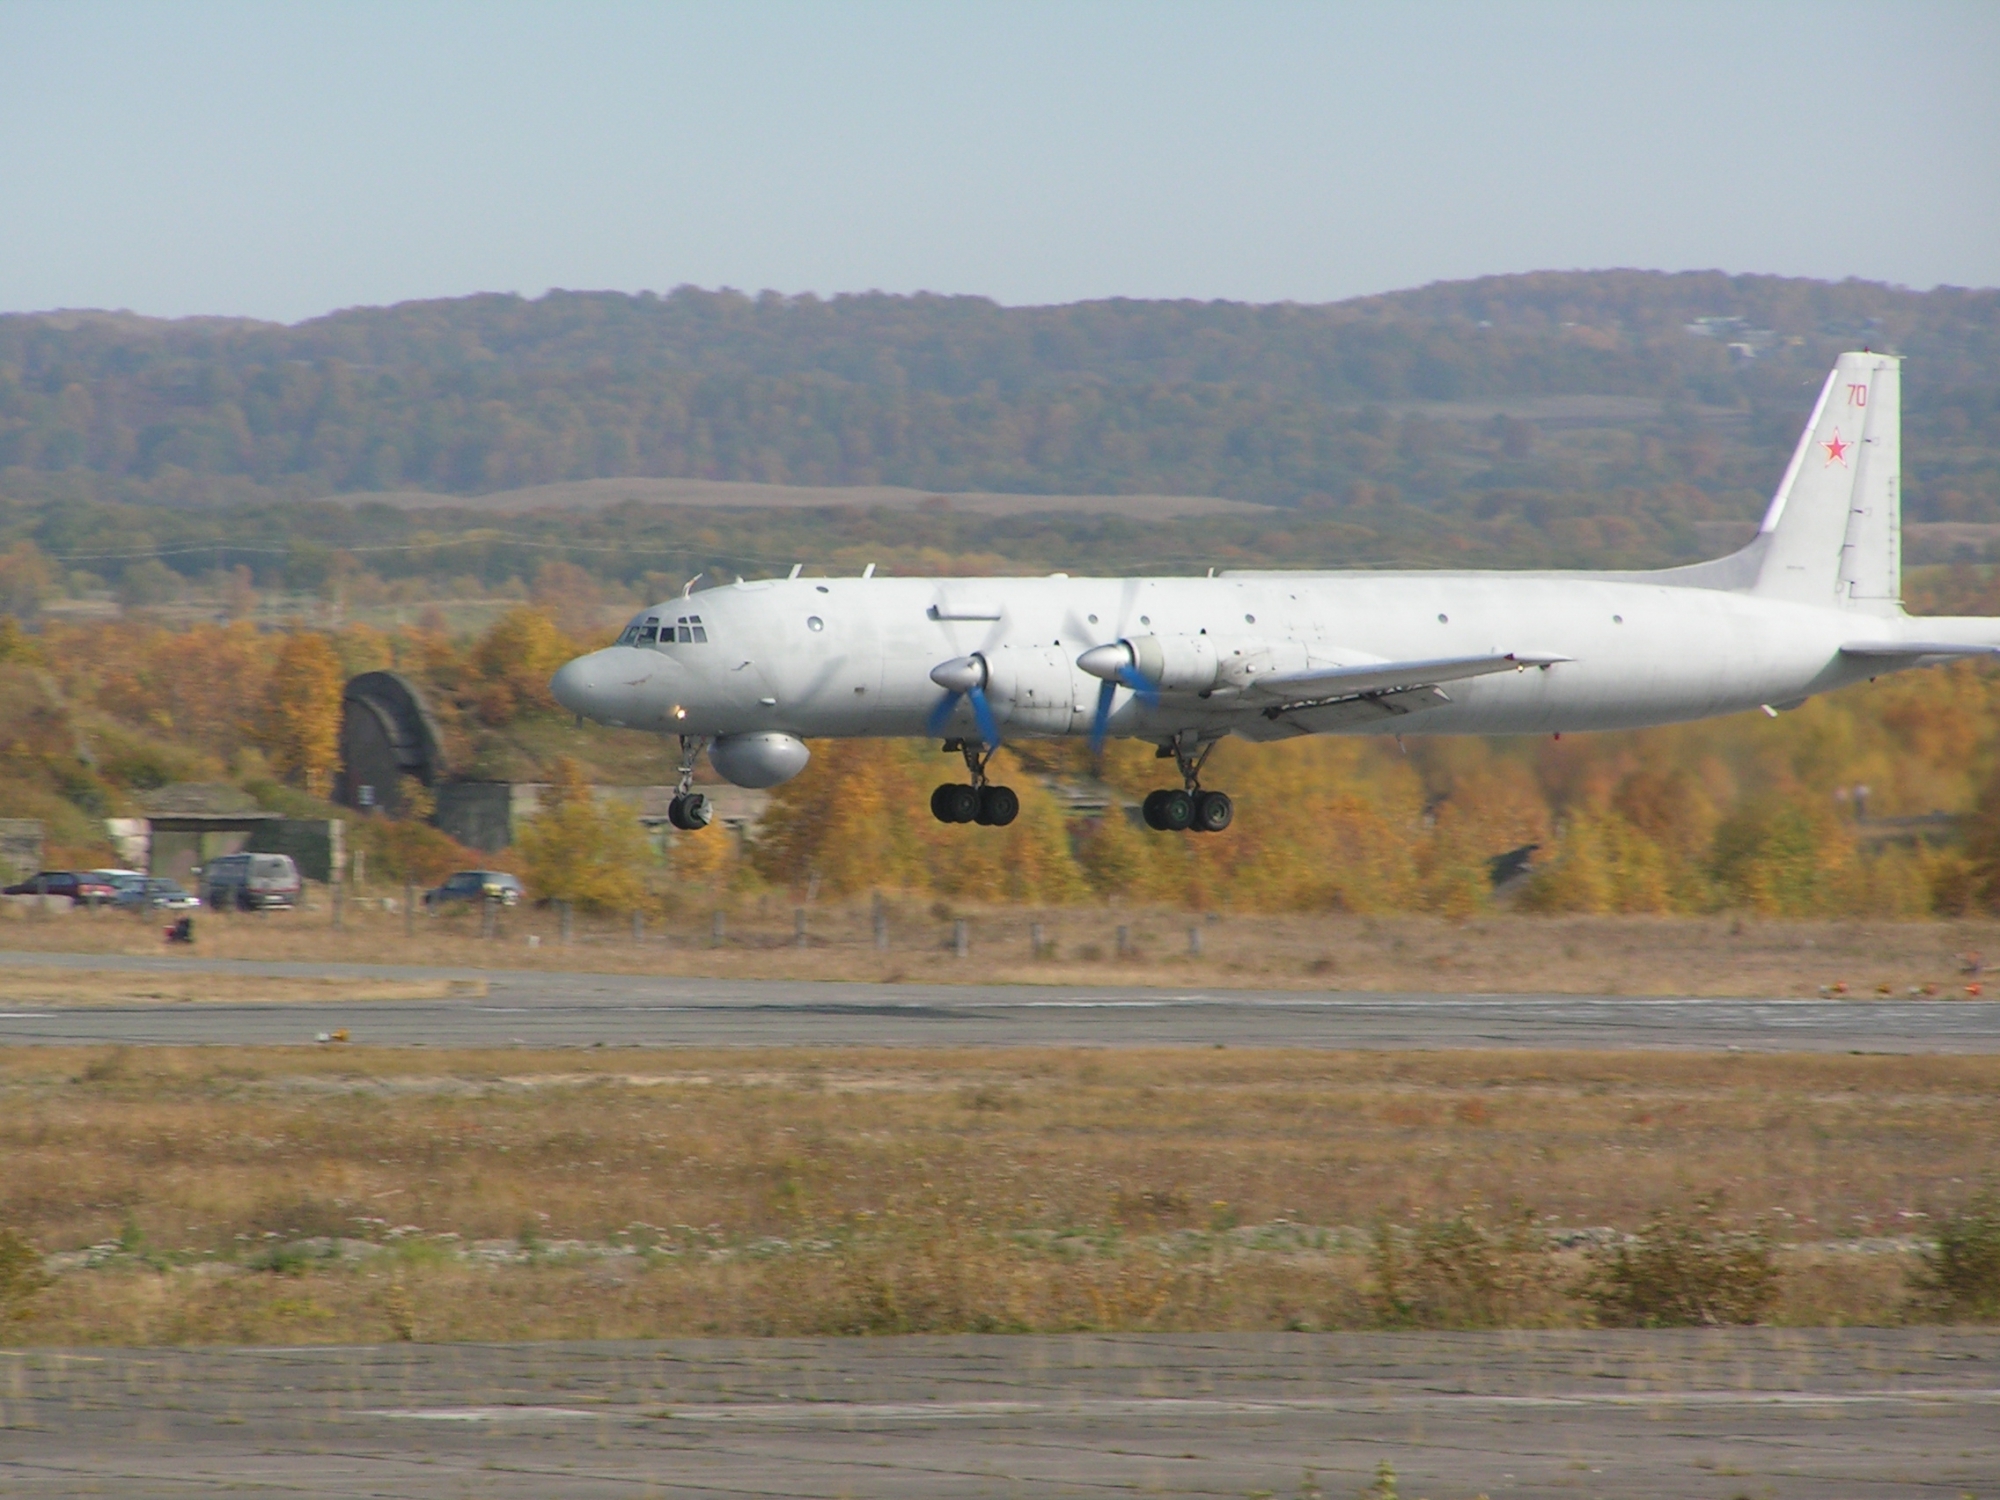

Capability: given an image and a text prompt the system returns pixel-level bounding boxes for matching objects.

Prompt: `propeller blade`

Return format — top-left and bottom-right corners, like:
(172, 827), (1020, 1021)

(1088, 677), (1116, 755)
(925, 689), (963, 738)
(1114, 663), (1161, 707)
(968, 684), (1002, 749)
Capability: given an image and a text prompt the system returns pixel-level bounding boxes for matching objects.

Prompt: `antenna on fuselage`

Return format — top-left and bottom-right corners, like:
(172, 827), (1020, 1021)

(788, 563), (803, 579)
(862, 564), (876, 579)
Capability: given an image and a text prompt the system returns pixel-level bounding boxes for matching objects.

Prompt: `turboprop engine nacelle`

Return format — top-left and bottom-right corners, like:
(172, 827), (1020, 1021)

(1078, 634), (1217, 693)
(709, 731), (811, 788)
(1077, 635), (1308, 695)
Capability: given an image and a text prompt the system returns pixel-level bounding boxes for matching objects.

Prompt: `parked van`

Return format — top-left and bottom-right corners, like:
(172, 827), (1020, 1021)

(201, 853), (302, 911)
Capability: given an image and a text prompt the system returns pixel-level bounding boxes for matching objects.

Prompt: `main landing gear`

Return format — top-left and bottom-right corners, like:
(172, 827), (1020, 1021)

(667, 734), (714, 831)
(931, 739), (1019, 826)
(1142, 734), (1232, 834)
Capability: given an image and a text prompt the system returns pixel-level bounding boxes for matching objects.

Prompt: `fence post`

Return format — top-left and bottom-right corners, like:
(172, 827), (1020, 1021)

(331, 859), (343, 931)
(1116, 924), (1130, 959)
(873, 904), (889, 952)
(711, 910), (726, 947)
(1030, 921), (1046, 958)
(1188, 924), (1203, 958)
(404, 876), (415, 937)
(560, 901), (573, 945)
(481, 895), (496, 940)
(632, 910), (644, 946)
(794, 908), (808, 948)
(953, 918), (969, 959)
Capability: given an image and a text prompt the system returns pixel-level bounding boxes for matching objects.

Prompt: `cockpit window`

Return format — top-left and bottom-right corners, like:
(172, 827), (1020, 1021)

(624, 613), (707, 646)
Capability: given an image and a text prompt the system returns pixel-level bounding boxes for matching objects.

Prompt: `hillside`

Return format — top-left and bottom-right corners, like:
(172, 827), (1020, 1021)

(1, 271), (1997, 596)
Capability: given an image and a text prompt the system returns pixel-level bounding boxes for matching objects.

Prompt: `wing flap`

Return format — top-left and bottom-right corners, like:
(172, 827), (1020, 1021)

(1251, 651), (1570, 701)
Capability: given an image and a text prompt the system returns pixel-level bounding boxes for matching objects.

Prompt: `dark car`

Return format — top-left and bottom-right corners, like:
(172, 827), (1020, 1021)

(424, 870), (525, 908)
(4, 871), (118, 905)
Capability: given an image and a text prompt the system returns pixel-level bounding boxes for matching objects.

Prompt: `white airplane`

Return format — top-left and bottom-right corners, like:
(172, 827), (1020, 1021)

(551, 353), (1998, 833)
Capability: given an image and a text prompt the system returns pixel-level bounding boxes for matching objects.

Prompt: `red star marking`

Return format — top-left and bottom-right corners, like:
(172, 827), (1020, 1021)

(1823, 430), (1850, 465)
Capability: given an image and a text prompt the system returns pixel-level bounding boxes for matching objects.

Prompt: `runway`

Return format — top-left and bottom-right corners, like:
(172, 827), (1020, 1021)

(0, 950), (1997, 1049)
(5, 1330), (1996, 1497)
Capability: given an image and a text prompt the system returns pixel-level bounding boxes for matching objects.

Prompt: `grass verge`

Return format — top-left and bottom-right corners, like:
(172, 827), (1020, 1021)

(0, 1045), (1994, 1344)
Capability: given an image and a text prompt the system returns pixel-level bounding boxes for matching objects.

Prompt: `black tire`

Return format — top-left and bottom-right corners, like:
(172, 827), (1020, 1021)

(1142, 789), (1171, 830)
(935, 784), (980, 823)
(680, 793), (714, 830)
(980, 785), (1020, 827)
(1192, 790), (1234, 833)
(1157, 789), (1195, 832)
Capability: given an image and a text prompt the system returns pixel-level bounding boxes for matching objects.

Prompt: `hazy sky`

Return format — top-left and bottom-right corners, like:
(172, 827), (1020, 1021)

(3, 1), (1995, 323)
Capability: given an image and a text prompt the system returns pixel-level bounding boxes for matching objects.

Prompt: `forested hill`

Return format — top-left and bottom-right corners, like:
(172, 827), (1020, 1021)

(2, 270), (1997, 525)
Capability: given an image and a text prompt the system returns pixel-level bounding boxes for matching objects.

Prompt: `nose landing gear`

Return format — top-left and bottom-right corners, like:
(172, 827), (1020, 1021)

(931, 740), (1019, 826)
(1141, 734), (1232, 833)
(667, 734), (715, 831)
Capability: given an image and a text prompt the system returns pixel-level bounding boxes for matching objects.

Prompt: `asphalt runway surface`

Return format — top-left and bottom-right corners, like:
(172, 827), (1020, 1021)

(2, 950), (1999, 1050)
(6, 1330), (1998, 1497)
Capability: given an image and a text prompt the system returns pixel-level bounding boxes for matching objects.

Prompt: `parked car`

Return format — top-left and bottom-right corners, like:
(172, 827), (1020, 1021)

(424, 870), (525, 908)
(3, 871), (118, 905)
(89, 869), (149, 903)
(110, 877), (201, 912)
(200, 852), (301, 911)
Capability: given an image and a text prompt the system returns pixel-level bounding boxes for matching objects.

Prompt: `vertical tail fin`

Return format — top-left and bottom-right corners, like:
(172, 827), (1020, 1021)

(1753, 352), (1900, 611)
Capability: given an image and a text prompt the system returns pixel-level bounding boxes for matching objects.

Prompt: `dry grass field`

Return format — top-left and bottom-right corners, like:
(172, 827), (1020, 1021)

(1, 1045), (1994, 1346)
(5, 900), (2000, 997)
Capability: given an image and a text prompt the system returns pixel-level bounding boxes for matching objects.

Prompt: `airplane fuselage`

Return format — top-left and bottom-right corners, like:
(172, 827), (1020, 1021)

(556, 570), (1900, 745)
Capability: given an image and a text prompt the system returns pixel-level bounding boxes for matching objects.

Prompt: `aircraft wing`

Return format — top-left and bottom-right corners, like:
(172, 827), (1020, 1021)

(1250, 651), (1571, 703)
(1840, 642), (2000, 662)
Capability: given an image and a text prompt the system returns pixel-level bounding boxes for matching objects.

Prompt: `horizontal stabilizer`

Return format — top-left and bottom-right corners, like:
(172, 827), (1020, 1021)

(1253, 651), (1570, 702)
(1840, 642), (2000, 661)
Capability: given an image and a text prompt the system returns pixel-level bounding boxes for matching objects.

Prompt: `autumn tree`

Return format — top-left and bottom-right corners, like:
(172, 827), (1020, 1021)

(259, 632), (344, 796)
(0, 542), (55, 621)
(468, 607), (574, 725)
(515, 756), (651, 912)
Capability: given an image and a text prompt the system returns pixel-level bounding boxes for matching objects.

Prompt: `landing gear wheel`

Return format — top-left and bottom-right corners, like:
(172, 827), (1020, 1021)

(1156, 789), (1194, 831)
(1142, 789), (1172, 830)
(668, 792), (714, 831)
(978, 785), (1019, 827)
(1191, 790), (1233, 833)
(932, 783), (980, 824)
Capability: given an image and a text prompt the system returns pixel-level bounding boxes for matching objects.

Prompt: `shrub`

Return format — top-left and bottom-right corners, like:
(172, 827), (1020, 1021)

(0, 1228), (51, 1322)
(1907, 1194), (2000, 1321)
(1371, 1205), (1549, 1328)
(1580, 1201), (1780, 1327)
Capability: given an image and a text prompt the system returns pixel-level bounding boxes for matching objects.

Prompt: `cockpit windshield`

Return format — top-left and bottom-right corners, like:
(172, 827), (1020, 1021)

(617, 613), (708, 647)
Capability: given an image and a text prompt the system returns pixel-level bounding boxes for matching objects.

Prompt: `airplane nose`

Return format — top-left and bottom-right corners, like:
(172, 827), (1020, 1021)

(550, 655), (594, 715)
